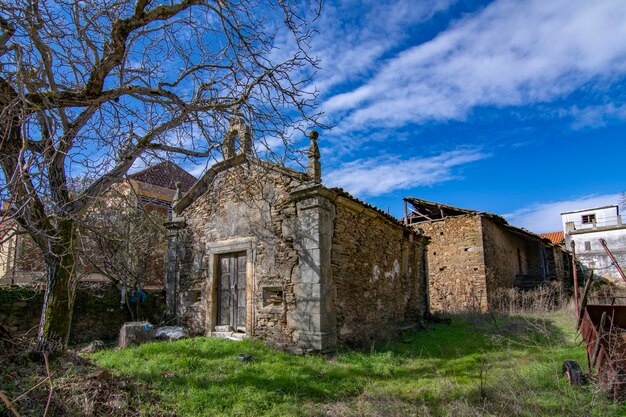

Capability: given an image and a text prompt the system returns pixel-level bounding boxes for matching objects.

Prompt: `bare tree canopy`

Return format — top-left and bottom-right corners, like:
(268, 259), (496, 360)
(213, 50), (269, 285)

(0, 0), (321, 355)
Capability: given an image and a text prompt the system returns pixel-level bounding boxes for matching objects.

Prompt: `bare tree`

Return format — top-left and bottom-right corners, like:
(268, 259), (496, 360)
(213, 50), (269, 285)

(0, 0), (321, 355)
(78, 189), (166, 321)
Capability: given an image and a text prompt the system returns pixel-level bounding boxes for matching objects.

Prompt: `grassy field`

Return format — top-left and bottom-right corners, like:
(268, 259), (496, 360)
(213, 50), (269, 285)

(91, 310), (626, 417)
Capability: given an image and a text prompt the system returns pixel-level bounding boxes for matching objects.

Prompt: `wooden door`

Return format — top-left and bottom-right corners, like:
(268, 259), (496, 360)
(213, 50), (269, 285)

(217, 252), (247, 331)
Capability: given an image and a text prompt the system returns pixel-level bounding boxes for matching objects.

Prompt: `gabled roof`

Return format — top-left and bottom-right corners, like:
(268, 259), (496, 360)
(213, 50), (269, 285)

(173, 155), (417, 234)
(128, 161), (196, 192)
(539, 231), (565, 245)
(174, 154), (308, 214)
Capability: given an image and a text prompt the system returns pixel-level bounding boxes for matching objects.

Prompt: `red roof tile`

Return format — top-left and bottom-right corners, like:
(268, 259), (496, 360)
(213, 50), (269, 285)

(128, 161), (196, 192)
(539, 231), (564, 245)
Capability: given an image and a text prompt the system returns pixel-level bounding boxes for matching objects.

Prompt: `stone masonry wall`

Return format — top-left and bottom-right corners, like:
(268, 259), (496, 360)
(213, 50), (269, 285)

(176, 163), (302, 348)
(0, 284), (165, 344)
(481, 217), (547, 300)
(174, 159), (430, 350)
(331, 200), (428, 345)
(417, 216), (487, 312)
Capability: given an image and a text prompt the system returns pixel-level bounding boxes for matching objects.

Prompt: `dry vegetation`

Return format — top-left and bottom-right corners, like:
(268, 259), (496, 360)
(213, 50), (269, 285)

(0, 332), (173, 417)
(490, 281), (570, 315)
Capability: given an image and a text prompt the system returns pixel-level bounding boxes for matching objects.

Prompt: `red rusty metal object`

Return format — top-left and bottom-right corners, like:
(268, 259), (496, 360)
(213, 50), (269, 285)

(568, 244), (626, 397)
(579, 305), (626, 397)
(599, 238), (626, 285)
(571, 241), (580, 314)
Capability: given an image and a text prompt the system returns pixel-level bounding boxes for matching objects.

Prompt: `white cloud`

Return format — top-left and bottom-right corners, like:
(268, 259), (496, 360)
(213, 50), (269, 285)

(312, 0), (455, 94)
(324, 148), (489, 197)
(504, 193), (622, 234)
(569, 103), (626, 129)
(323, 0), (626, 133)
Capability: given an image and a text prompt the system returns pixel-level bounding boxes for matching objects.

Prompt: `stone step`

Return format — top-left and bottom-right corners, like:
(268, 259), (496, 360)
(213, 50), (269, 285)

(228, 332), (247, 340)
(214, 325), (231, 332)
(212, 331), (233, 339)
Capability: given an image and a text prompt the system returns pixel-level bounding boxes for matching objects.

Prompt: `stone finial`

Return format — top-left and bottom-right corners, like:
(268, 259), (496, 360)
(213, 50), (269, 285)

(173, 181), (182, 204)
(307, 130), (321, 183)
(223, 128), (236, 160)
(239, 122), (252, 155)
(225, 115), (252, 157)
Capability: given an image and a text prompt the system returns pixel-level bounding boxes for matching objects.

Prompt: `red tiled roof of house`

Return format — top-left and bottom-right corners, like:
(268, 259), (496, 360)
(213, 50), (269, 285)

(539, 231), (564, 245)
(128, 161), (196, 192)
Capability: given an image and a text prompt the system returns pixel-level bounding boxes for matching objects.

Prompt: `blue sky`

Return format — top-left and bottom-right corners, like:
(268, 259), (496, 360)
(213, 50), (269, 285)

(305, 0), (626, 233)
(181, 0), (626, 233)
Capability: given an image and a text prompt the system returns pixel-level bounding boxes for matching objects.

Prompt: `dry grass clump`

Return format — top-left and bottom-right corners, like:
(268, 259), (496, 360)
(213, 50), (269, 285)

(588, 278), (626, 304)
(490, 281), (570, 315)
(0, 332), (173, 417)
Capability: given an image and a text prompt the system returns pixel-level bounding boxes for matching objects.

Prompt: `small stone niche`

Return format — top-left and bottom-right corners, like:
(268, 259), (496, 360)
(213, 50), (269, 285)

(262, 286), (283, 308)
(188, 290), (202, 303)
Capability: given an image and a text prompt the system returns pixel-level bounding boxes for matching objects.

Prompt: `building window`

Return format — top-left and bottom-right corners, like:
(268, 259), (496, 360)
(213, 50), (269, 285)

(584, 241), (591, 251)
(581, 214), (596, 224)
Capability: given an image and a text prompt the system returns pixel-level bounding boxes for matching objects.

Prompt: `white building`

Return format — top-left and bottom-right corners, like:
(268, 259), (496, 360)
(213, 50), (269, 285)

(561, 205), (626, 283)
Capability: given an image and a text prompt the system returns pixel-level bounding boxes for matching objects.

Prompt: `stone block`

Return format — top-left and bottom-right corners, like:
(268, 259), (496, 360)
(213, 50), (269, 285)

(293, 283), (321, 299)
(294, 330), (335, 351)
(118, 321), (154, 348)
(154, 326), (188, 341)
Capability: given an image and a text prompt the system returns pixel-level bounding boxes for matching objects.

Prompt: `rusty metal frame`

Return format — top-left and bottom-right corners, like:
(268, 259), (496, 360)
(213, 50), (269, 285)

(570, 240), (626, 397)
(599, 238), (626, 284)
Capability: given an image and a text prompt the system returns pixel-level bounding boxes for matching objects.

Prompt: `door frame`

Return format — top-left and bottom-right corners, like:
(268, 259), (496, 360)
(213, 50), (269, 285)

(205, 237), (255, 336)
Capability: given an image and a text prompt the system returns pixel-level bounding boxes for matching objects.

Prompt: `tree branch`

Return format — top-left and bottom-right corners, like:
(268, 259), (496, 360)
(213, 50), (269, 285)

(0, 16), (15, 52)
(146, 142), (215, 157)
(68, 112), (189, 215)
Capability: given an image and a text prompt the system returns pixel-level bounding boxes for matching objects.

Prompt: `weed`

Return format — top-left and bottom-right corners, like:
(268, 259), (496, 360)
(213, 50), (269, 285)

(88, 310), (626, 417)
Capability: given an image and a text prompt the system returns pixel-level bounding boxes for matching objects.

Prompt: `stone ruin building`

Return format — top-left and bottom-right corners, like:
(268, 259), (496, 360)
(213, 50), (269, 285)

(165, 130), (429, 352)
(404, 197), (571, 312)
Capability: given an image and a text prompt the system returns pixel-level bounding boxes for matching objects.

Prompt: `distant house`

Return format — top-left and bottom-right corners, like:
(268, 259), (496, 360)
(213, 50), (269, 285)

(0, 161), (196, 285)
(127, 161), (197, 219)
(561, 205), (626, 283)
(404, 198), (570, 312)
(166, 132), (429, 352)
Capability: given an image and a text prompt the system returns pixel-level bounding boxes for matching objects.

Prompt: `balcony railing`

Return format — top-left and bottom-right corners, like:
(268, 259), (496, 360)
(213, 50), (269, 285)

(565, 215), (623, 232)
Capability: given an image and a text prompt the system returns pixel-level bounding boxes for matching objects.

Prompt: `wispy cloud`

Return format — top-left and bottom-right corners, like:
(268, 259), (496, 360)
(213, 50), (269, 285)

(322, 0), (626, 133)
(505, 193), (623, 234)
(568, 103), (626, 129)
(310, 0), (456, 99)
(325, 148), (489, 197)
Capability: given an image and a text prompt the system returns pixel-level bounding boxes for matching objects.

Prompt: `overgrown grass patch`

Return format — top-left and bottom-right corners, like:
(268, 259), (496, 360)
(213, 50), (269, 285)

(91, 310), (626, 416)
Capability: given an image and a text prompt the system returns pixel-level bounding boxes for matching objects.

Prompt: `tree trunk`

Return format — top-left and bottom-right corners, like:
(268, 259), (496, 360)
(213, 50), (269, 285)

(34, 219), (78, 356)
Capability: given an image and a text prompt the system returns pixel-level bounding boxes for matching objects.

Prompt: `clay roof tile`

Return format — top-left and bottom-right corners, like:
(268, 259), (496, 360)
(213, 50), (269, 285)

(128, 161), (196, 192)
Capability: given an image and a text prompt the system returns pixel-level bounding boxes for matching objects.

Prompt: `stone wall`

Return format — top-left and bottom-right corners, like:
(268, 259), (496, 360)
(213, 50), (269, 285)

(481, 217), (551, 299)
(173, 162), (302, 347)
(331, 199), (428, 345)
(171, 158), (431, 351)
(544, 244), (570, 286)
(0, 284), (165, 344)
(415, 214), (570, 313)
(417, 215), (487, 312)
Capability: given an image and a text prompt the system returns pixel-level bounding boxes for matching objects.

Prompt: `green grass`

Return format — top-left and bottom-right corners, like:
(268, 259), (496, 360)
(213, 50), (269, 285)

(91, 311), (626, 416)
